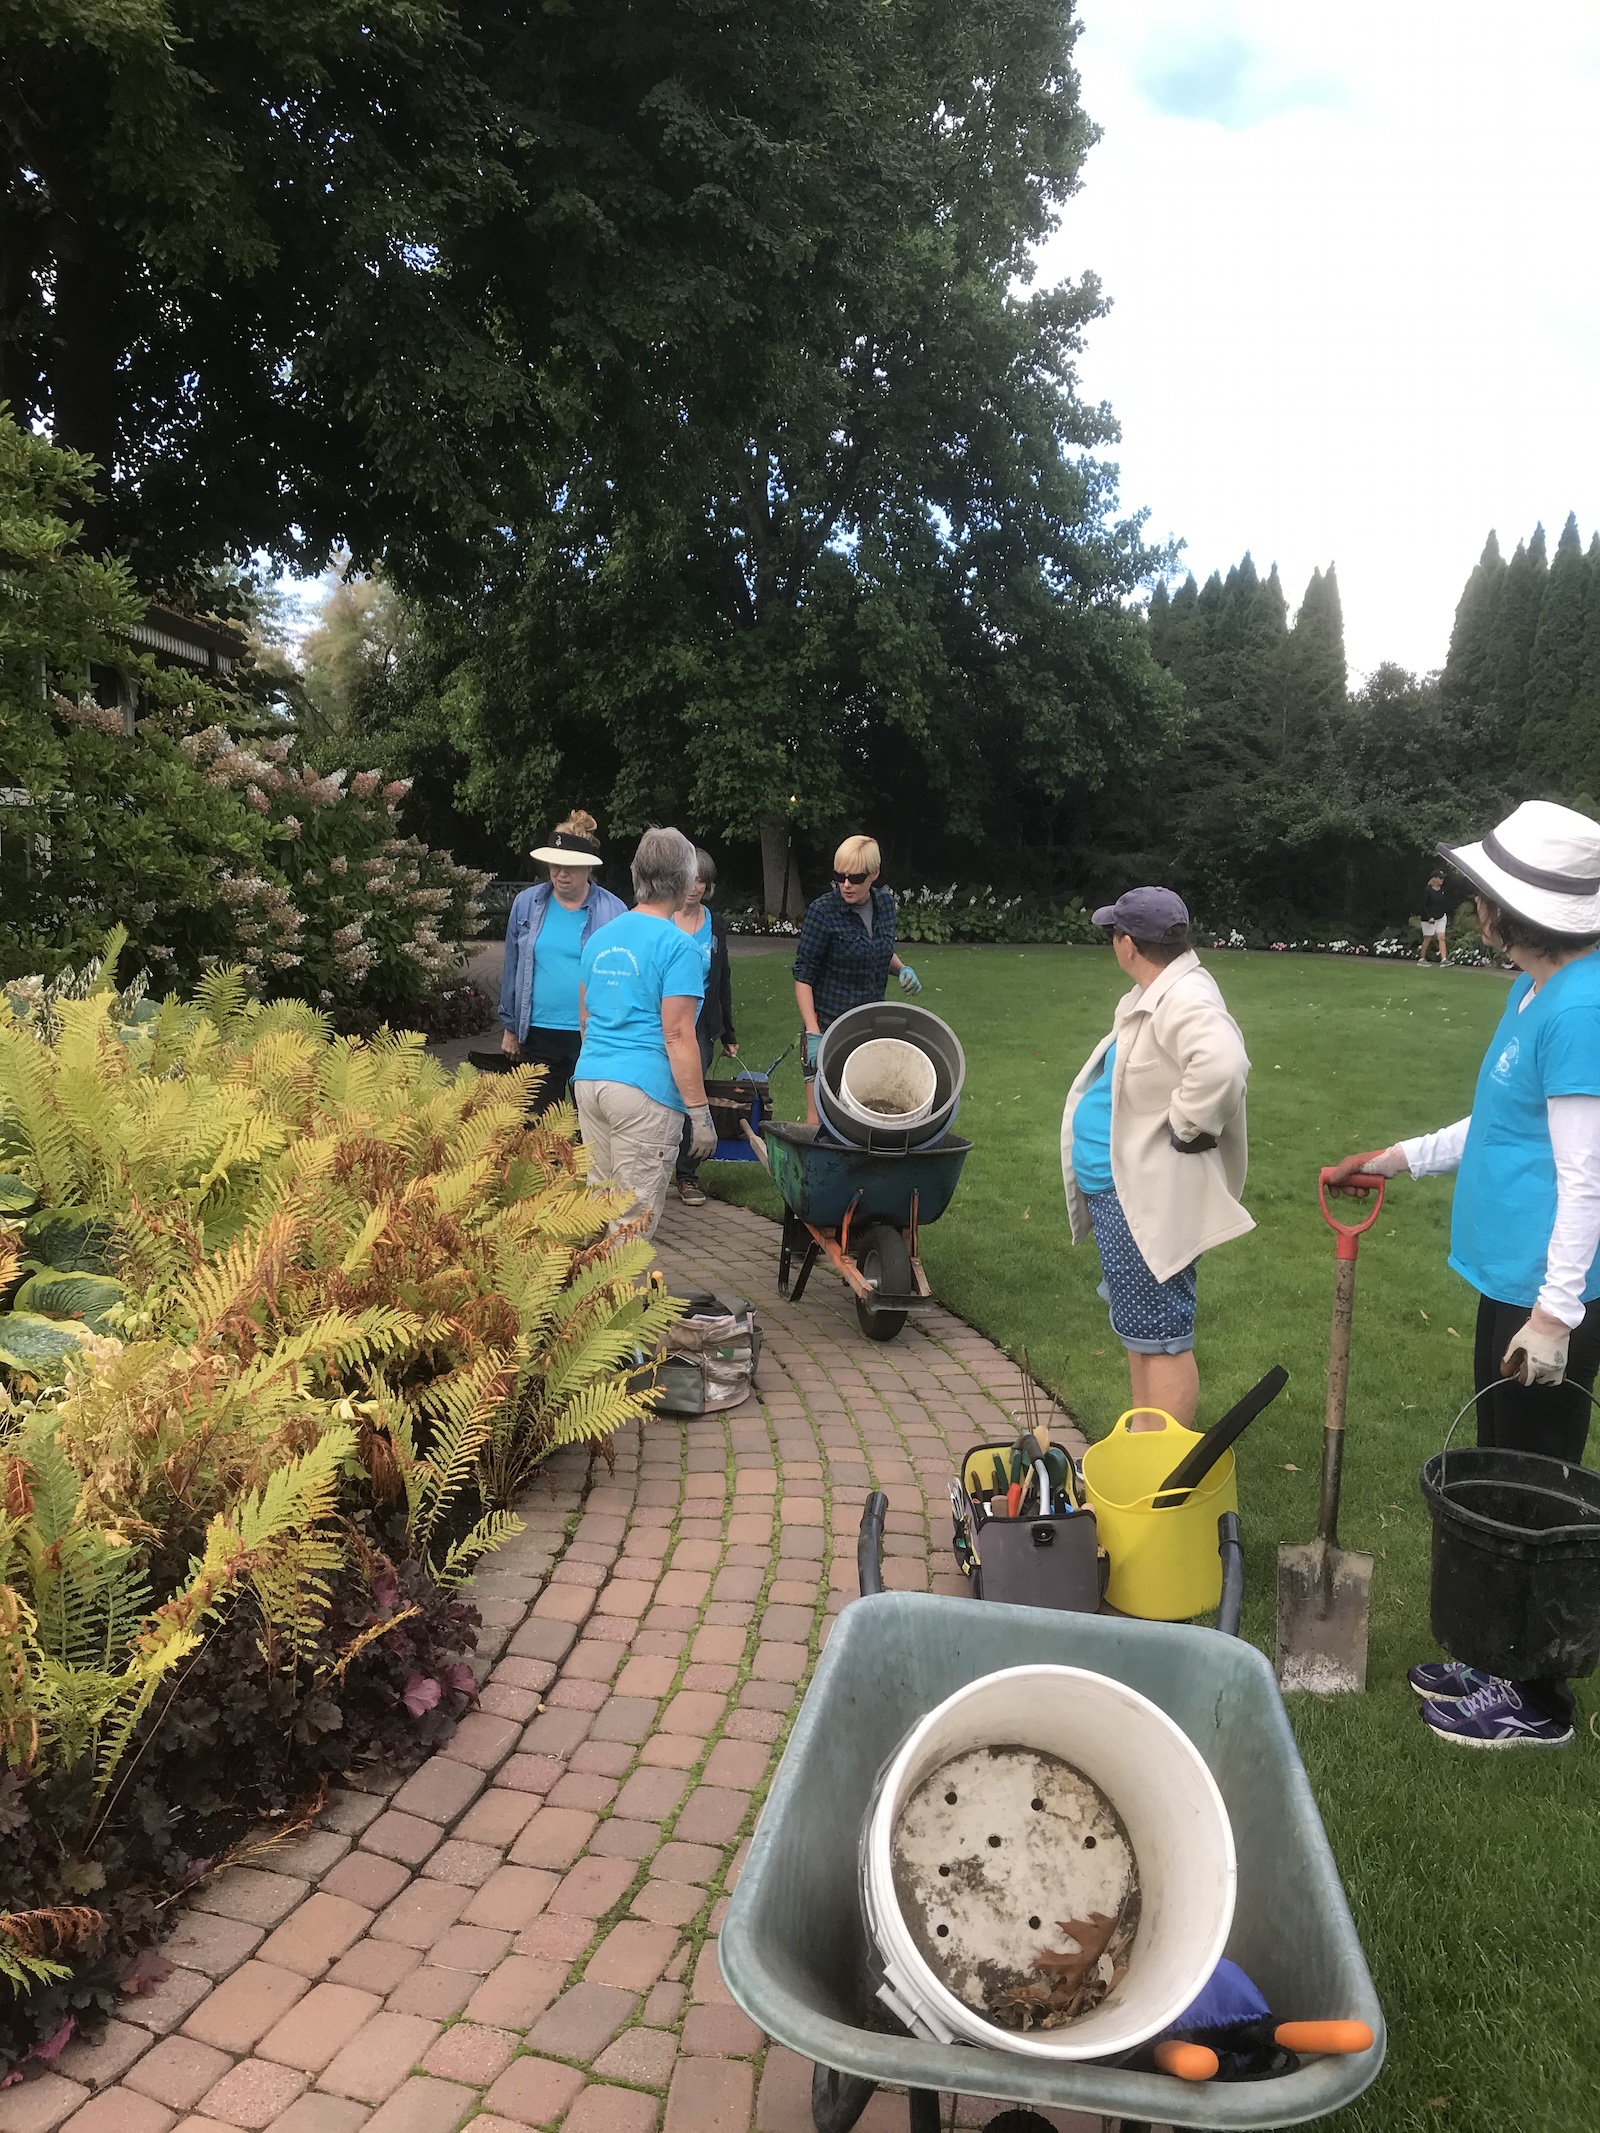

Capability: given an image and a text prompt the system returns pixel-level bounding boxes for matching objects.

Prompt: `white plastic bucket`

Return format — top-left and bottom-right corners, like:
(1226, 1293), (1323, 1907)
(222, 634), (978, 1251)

(836, 1038), (937, 1129)
(859, 1665), (1235, 2060)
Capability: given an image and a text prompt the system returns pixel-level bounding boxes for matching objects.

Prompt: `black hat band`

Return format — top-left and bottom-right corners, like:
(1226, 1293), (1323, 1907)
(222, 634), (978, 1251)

(1480, 830), (1600, 898)
(548, 830), (602, 859)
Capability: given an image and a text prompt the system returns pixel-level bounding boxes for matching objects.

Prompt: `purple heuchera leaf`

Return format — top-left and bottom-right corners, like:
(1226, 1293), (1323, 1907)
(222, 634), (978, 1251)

(372, 1571), (400, 1615)
(402, 1674), (442, 1716)
(442, 1663), (478, 1701)
(33, 2019), (75, 2064)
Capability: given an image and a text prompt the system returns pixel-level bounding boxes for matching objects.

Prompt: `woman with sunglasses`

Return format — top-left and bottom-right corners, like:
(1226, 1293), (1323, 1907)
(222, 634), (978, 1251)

(791, 835), (921, 1125)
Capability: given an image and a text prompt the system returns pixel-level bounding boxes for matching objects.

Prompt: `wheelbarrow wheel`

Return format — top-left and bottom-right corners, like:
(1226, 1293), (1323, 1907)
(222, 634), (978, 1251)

(854, 1224), (910, 1341)
(810, 2063), (876, 2132)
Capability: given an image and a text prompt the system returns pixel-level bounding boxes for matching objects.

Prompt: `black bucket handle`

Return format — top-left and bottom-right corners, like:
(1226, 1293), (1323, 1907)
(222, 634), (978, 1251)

(1439, 1379), (1600, 1488)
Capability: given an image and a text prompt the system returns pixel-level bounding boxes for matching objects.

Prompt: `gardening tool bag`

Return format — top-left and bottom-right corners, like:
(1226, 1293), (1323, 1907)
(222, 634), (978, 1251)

(653, 1291), (762, 1416)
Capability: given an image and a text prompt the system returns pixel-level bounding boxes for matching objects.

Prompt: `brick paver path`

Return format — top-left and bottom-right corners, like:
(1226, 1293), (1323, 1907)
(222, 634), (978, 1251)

(13, 1199), (1098, 2133)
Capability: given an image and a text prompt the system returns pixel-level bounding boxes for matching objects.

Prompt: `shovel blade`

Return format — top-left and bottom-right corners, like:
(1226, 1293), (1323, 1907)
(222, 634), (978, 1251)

(1276, 1537), (1374, 1694)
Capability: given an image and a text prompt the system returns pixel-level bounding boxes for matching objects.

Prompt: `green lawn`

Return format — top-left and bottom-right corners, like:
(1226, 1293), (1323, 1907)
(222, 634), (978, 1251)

(712, 944), (1600, 2133)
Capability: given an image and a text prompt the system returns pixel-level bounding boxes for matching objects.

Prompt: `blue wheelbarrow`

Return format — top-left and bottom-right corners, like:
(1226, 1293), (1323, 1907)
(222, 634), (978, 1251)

(748, 1121), (972, 1341)
(720, 1499), (1385, 2132)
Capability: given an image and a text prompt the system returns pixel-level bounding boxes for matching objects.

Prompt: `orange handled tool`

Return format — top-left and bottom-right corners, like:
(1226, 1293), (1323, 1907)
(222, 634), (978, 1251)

(1275, 2020), (1375, 2055)
(1153, 2040), (1218, 2080)
(1006, 1482), (1023, 1517)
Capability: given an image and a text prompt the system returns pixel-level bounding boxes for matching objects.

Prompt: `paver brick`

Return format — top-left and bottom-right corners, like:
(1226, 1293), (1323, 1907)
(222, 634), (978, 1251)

(669, 1539), (720, 1572)
(702, 1738), (770, 1790)
(437, 1714), (521, 1772)
(612, 1655), (678, 1699)
(723, 1708), (784, 1745)
(495, 1755), (564, 1796)
(56, 2090), (172, 2133)
(673, 1787), (748, 1846)
(757, 1605), (815, 1643)
(530, 1583), (593, 1624)
(491, 1661), (557, 1698)
(591, 2025), (679, 2087)
(318, 2013), (441, 2103)
(424, 1924), (510, 1975)
(681, 2001), (764, 2056)
(182, 1962), (310, 2053)
(629, 1880), (705, 1929)
(191, 1869), (309, 1930)
(479, 2059), (584, 2130)
(119, 1967), (212, 2039)
(584, 1921), (679, 1992)
(357, 1813), (441, 1868)
(123, 2040), (233, 2114)
(638, 1733), (700, 1771)
(680, 1661), (738, 1693)
(512, 1915), (594, 1963)
(459, 1865), (558, 1932)
(545, 1677), (608, 1712)
(264, 1832), (354, 1882)
(319, 1792), (388, 1838)
(650, 1842), (723, 1885)
(642, 1981), (685, 2026)
(55, 2020), (151, 2092)
(594, 1580), (655, 1618)
(450, 1792), (540, 1848)
(477, 1687), (541, 1728)
(258, 2096), (369, 2133)
(324, 1943), (421, 1995)
(319, 1855), (412, 1912)
(390, 1760), (486, 1826)
(516, 1709), (591, 1759)
(654, 1569), (711, 1608)
(659, 1690), (725, 1737)
(257, 1984), (382, 2072)
(545, 1770), (618, 1812)
(419, 1840), (501, 1889)
(559, 1641), (623, 1683)
(369, 1881), (470, 1950)
(196, 2057), (308, 2128)
(589, 1696), (658, 1744)
(0, 2076), (92, 2133)
(383, 1971), (473, 2022)
(740, 1677), (797, 1713)
(663, 2057), (754, 2133)
(358, 2078), (473, 2133)
(256, 1895), (374, 1980)
(563, 2088), (658, 2133)
(523, 1982), (638, 2062)
(158, 1913), (264, 1981)
(506, 1808), (595, 1871)
(418, 2025), (516, 2086)
(504, 1618), (576, 1665)
(614, 1767), (689, 1821)
(462, 1957), (568, 2029)
(543, 1854), (636, 1918)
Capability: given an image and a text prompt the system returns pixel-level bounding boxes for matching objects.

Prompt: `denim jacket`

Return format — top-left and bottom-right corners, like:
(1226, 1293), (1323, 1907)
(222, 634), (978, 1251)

(499, 880), (627, 1037)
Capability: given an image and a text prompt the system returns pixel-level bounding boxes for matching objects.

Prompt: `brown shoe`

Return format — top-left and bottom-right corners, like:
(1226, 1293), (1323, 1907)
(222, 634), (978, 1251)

(676, 1178), (706, 1206)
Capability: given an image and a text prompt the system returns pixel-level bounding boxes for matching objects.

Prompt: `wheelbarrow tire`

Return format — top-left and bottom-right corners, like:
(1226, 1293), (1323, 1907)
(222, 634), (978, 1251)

(810, 2063), (877, 2132)
(854, 1224), (911, 1341)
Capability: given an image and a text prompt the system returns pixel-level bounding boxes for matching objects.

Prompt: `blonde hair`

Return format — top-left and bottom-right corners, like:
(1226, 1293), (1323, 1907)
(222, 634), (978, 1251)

(835, 834), (881, 876)
(557, 808), (598, 838)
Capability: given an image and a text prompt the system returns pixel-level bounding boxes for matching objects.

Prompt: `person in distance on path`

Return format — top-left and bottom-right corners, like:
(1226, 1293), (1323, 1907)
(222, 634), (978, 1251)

(1419, 869), (1450, 965)
(1061, 888), (1253, 1430)
(791, 834), (921, 1127)
(1330, 800), (1600, 1750)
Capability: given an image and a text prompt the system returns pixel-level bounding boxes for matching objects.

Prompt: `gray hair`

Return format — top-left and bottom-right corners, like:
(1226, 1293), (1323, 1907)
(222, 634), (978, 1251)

(632, 826), (697, 906)
(694, 846), (716, 885)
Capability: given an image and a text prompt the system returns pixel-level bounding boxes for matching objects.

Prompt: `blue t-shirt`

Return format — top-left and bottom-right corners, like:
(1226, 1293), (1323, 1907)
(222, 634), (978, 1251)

(681, 907), (713, 987)
(1450, 954), (1600, 1306)
(528, 896), (586, 1032)
(575, 911), (705, 1113)
(1072, 1042), (1116, 1197)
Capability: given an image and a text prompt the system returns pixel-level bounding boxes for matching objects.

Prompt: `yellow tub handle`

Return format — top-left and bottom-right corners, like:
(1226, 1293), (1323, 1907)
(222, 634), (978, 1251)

(1114, 1407), (1180, 1435)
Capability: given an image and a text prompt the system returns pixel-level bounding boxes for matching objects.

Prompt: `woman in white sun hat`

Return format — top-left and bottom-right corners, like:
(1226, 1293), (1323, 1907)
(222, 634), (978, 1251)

(499, 809), (626, 1111)
(1329, 799), (1600, 1751)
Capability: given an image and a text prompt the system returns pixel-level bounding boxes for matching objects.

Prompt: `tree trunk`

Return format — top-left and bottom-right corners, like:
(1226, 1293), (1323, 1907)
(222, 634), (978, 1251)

(760, 818), (805, 920)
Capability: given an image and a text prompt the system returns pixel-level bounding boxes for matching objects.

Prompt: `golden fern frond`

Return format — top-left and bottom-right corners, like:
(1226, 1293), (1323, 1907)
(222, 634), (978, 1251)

(435, 1510), (523, 1589)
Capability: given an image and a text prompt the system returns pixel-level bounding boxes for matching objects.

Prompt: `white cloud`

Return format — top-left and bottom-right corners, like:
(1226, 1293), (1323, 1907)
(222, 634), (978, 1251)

(1039, 1), (1600, 677)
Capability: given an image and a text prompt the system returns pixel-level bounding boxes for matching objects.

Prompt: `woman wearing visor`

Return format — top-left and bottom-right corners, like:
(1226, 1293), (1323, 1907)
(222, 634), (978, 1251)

(1329, 800), (1600, 1749)
(499, 810), (625, 1110)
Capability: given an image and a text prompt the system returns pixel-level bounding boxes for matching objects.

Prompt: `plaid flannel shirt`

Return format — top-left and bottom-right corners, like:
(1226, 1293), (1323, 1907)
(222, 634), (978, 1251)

(791, 886), (898, 1027)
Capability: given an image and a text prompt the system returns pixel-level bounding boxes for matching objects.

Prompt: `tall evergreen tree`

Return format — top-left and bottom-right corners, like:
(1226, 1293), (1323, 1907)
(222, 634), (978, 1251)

(1520, 513), (1588, 787)
(1284, 563), (1348, 745)
(1441, 531), (1508, 725)
(1575, 533), (1600, 804)
(1486, 525), (1548, 749)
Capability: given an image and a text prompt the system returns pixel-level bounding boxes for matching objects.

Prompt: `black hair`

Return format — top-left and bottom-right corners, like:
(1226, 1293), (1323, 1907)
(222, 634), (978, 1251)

(1476, 897), (1600, 959)
(1117, 922), (1191, 967)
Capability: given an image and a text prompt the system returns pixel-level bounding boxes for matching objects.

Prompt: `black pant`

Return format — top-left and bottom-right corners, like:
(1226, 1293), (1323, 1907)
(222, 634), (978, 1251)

(523, 1026), (582, 1114)
(1473, 1292), (1600, 1721)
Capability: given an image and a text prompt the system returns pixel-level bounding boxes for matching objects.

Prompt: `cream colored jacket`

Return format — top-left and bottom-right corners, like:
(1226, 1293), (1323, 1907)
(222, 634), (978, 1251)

(1060, 950), (1253, 1283)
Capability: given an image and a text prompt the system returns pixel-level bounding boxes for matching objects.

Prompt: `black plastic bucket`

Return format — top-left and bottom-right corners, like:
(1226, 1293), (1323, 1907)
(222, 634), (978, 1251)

(1421, 1389), (1600, 1680)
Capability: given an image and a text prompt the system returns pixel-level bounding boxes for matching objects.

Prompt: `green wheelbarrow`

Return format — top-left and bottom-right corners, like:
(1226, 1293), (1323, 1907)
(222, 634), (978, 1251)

(719, 1498), (1384, 2132)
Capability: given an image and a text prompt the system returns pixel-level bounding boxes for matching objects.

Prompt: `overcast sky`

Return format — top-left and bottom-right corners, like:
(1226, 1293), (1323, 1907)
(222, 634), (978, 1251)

(1041, 0), (1600, 680)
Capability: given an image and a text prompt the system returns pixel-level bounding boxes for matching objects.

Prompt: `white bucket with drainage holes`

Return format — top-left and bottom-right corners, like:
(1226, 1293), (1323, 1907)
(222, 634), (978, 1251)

(859, 1665), (1235, 2060)
(835, 1038), (938, 1129)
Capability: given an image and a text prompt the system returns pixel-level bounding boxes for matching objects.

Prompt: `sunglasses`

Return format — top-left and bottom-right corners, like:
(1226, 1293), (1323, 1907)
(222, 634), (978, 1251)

(833, 870), (871, 886)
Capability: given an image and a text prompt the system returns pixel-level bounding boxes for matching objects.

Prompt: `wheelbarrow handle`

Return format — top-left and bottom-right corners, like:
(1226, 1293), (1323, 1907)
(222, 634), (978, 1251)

(1318, 1163), (1388, 1260)
(857, 1491), (888, 1597)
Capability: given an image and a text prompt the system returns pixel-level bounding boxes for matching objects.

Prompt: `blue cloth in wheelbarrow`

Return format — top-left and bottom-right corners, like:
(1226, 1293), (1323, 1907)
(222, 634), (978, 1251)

(719, 1593), (1384, 2129)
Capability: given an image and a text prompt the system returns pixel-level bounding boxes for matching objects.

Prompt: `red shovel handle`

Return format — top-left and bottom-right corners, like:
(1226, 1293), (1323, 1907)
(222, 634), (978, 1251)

(1318, 1162), (1387, 1262)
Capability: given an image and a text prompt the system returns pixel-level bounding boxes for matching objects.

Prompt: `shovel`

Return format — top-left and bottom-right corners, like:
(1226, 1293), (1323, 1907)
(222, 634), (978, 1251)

(1276, 1162), (1387, 1693)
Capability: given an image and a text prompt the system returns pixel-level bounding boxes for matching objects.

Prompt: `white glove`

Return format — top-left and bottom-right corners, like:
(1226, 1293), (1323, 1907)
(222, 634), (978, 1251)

(687, 1106), (718, 1162)
(1501, 1317), (1569, 1386)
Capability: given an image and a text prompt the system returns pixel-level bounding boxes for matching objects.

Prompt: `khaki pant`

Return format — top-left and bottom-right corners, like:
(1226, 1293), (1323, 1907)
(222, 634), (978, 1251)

(574, 1079), (684, 1237)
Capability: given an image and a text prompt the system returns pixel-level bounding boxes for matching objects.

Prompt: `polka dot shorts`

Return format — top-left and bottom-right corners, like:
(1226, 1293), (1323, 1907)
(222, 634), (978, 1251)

(1085, 1187), (1198, 1354)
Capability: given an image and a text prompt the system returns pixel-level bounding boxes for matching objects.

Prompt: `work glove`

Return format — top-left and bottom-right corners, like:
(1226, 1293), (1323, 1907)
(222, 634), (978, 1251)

(1169, 1125), (1218, 1154)
(1501, 1316), (1570, 1386)
(1326, 1146), (1409, 1194)
(687, 1106), (718, 1163)
(897, 965), (922, 995)
(802, 1030), (822, 1071)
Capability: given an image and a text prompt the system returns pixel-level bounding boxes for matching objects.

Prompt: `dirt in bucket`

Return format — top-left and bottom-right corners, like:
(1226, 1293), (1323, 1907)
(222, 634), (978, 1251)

(889, 1744), (1139, 2031)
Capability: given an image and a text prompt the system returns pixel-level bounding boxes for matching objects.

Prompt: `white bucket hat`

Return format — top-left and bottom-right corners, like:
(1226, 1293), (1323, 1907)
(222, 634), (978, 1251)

(1438, 800), (1600, 936)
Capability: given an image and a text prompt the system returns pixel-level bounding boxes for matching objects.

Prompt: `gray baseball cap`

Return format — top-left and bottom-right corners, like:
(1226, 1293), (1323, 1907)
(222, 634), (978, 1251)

(1091, 886), (1190, 940)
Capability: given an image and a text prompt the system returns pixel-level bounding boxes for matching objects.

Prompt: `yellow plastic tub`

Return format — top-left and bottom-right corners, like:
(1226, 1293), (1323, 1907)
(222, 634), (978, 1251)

(1081, 1408), (1239, 1620)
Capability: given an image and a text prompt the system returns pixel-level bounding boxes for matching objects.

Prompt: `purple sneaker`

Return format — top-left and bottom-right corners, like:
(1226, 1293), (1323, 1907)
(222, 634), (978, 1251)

(1420, 1679), (1573, 1749)
(1407, 1660), (1497, 1704)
